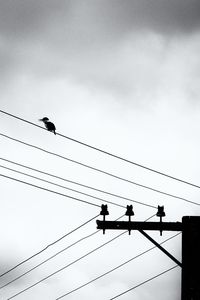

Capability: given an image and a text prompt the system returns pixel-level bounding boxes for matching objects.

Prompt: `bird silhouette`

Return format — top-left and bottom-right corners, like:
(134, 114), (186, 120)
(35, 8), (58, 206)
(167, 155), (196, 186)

(39, 117), (56, 135)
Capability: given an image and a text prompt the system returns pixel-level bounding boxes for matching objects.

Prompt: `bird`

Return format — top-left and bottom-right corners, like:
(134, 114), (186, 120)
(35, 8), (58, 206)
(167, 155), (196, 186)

(39, 117), (56, 135)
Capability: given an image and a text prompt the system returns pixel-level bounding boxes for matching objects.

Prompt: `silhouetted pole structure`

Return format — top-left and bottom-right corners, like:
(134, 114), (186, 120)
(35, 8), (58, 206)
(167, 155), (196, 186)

(96, 205), (200, 300)
(182, 216), (200, 300)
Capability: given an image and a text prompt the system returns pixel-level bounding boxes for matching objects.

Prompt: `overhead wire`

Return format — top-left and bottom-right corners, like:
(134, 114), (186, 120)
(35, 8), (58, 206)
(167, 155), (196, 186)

(0, 109), (199, 189)
(56, 232), (181, 299)
(1, 231), (101, 290)
(7, 232), (126, 299)
(0, 214), (99, 278)
(0, 173), (101, 208)
(0, 214), (125, 290)
(1, 135), (199, 207)
(0, 109), (190, 299)
(109, 265), (179, 300)
(0, 165), (127, 209)
(5, 214), (155, 299)
(0, 133), (169, 196)
(0, 158), (156, 209)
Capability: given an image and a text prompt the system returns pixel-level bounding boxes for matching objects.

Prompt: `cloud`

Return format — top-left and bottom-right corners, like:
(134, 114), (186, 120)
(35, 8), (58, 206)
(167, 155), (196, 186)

(0, 1), (71, 38)
(0, 0), (200, 104)
(0, 0), (200, 39)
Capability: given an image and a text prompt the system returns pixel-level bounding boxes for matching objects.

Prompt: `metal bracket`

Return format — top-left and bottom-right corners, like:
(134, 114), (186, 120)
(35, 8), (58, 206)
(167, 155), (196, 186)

(139, 229), (182, 267)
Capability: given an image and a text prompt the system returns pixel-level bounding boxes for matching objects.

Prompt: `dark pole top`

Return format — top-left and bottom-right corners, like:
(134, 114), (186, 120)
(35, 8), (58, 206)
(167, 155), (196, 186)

(96, 220), (183, 232)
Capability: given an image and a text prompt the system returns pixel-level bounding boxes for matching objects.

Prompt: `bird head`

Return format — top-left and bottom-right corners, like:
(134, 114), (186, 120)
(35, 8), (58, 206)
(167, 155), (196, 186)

(39, 117), (49, 122)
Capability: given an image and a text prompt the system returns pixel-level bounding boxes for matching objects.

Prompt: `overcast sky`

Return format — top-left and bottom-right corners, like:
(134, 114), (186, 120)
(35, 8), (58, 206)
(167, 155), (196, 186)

(0, 1), (200, 299)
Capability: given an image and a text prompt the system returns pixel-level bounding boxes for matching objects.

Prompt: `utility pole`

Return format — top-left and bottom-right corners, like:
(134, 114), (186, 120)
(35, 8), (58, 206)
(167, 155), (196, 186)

(96, 205), (200, 300)
(182, 216), (200, 300)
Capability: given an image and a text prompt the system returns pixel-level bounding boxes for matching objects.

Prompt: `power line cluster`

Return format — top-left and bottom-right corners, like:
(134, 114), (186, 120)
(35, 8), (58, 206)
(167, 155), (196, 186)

(0, 109), (199, 189)
(1, 212), (180, 300)
(109, 265), (179, 300)
(56, 232), (181, 299)
(0, 214), (99, 279)
(1, 134), (199, 207)
(0, 109), (197, 299)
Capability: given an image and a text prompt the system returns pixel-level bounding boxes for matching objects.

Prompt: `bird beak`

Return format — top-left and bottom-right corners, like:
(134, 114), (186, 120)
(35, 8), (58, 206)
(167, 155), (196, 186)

(39, 119), (43, 121)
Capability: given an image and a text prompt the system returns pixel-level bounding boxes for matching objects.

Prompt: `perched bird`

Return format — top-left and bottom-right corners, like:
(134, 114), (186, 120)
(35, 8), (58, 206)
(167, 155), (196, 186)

(39, 117), (56, 135)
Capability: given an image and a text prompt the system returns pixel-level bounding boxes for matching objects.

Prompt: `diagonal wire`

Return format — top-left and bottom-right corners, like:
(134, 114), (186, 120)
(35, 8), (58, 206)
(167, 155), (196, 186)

(5, 215), (154, 299)
(0, 133), (161, 193)
(0, 232), (100, 290)
(0, 214), (99, 278)
(7, 232), (126, 300)
(0, 165), (126, 209)
(0, 109), (199, 189)
(0, 173), (101, 208)
(1, 134), (200, 207)
(0, 158), (156, 209)
(109, 265), (179, 299)
(56, 232), (181, 299)
(0, 215), (125, 290)
(0, 133), (174, 199)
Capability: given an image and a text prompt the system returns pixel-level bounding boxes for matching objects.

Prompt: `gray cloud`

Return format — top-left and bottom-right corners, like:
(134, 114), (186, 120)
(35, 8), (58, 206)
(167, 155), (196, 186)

(0, 1), (71, 38)
(99, 0), (200, 35)
(0, 0), (200, 100)
(0, 0), (200, 40)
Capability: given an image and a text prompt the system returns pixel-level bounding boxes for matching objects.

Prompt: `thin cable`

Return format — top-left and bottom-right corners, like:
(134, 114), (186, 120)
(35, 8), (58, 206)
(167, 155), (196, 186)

(7, 232), (126, 299)
(4, 215), (152, 296)
(0, 215), (125, 290)
(109, 265), (179, 299)
(144, 214), (156, 222)
(4, 214), (163, 298)
(0, 165), (126, 209)
(4, 214), (152, 297)
(0, 109), (199, 189)
(0, 214), (99, 278)
(1, 135), (199, 207)
(0, 133), (167, 200)
(0, 157), (157, 209)
(1, 133), (156, 191)
(1, 232), (100, 290)
(0, 173), (100, 208)
(0, 110), (45, 131)
(56, 232), (181, 299)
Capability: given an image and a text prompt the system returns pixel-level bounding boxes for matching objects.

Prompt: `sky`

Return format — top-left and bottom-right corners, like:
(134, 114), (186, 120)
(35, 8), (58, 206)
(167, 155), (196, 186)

(0, 0), (200, 299)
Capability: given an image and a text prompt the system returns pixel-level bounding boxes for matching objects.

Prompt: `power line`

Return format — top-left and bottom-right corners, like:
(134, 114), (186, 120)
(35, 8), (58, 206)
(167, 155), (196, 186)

(0, 173), (100, 208)
(0, 109), (199, 189)
(1, 231), (101, 290)
(0, 157), (156, 209)
(1, 134), (199, 207)
(0, 110), (45, 131)
(0, 133), (165, 195)
(0, 214), (125, 290)
(143, 214), (156, 222)
(56, 232), (181, 299)
(5, 214), (155, 298)
(1, 133), (155, 191)
(109, 265), (179, 300)
(0, 214), (99, 278)
(7, 232), (126, 299)
(0, 165), (126, 209)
